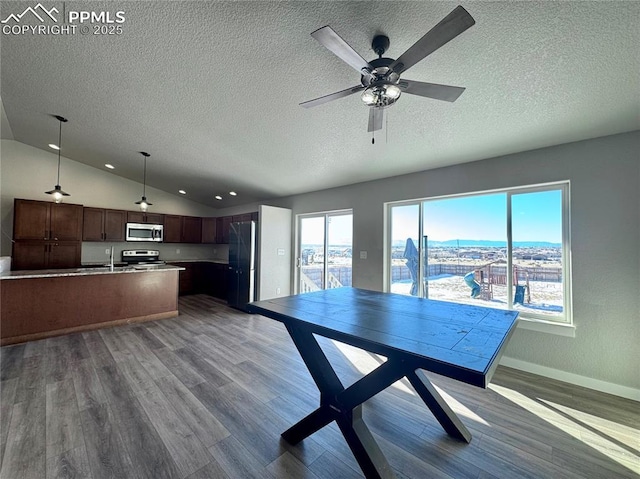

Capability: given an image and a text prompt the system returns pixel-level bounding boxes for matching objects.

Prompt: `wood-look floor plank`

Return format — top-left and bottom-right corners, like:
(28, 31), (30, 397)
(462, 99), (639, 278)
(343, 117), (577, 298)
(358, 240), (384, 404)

(46, 444), (93, 479)
(0, 343), (25, 380)
(208, 435), (274, 479)
(0, 379), (46, 479)
(81, 331), (117, 369)
(266, 451), (322, 479)
(0, 378), (18, 461)
(152, 346), (207, 389)
(117, 329), (173, 380)
(154, 374), (230, 448)
(145, 322), (187, 350)
(80, 404), (135, 479)
(72, 359), (108, 412)
(308, 450), (364, 479)
(184, 458), (231, 479)
(135, 389), (211, 477)
(94, 365), (180, 479)
(46, 378), (85, 459)
(174, 346), (233, 387)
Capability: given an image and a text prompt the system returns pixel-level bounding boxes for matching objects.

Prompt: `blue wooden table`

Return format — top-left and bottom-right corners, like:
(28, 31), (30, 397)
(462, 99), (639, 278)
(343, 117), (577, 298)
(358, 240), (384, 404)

(247, 287), (519, 479)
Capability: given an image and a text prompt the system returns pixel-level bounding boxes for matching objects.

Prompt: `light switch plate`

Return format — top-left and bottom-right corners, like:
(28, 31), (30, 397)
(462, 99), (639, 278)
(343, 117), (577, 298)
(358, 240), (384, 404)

(360, 251), (367, 259)
(277, 248), (285, 256)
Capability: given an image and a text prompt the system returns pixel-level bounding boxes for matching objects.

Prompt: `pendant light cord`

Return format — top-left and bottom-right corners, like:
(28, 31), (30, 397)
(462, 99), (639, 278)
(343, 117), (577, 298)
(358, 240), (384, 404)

(56, 119), (62, 184)
(142, 156), (146, 197)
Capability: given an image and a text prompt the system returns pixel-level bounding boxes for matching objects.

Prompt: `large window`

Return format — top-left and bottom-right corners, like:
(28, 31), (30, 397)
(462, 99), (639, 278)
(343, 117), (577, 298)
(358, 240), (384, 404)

(297, 211), (353, 294)
(387, 183), (572, 324)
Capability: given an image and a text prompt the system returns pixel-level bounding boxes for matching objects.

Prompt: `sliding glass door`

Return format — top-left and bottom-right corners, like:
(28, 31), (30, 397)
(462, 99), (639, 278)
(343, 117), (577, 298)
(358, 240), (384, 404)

(297, 211), (353, 294)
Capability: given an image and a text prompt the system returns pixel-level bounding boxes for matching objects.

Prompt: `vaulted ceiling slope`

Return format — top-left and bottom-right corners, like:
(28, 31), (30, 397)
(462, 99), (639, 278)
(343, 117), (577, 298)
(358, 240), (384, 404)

(1, 1), (638, 207)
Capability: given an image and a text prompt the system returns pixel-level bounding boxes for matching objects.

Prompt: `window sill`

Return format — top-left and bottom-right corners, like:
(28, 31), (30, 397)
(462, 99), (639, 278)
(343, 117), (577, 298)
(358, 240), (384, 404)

(516, 317), (575, 337)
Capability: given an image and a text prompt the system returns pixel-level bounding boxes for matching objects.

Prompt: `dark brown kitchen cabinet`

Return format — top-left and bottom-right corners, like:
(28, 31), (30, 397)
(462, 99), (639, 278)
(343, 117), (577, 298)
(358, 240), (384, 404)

(163, 215), (182, 243)
(13, 199), (83, 241)
(82, 208), (126, 241)
(12, 241), (81, 270)
(201, 217), (217, 244)
(126, 211), (164, 224)
(215, 216), (232, 244)
(182, 217), (202, 244)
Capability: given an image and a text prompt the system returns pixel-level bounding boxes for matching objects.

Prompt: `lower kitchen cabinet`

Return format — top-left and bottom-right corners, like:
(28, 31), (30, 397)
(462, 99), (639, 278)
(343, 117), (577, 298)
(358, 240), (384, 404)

(171, 261), (228, 299)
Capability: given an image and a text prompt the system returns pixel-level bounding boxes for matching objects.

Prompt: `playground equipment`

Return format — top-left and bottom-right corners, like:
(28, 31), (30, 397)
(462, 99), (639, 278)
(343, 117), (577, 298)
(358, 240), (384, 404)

(466, 262), (531, 303)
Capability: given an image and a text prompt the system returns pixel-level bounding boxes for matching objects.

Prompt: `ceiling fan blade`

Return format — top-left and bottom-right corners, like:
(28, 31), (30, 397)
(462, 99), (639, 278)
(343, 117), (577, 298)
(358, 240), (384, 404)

(300, 85), (364, 109)
(368, 108), (384, 132)
(390, 6), (475, 75)
(399, 80), (465, 102)
(311, 26), (373, 74)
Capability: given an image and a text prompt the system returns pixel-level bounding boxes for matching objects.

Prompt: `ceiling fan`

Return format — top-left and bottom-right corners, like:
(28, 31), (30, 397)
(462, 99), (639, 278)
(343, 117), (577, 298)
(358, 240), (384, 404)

(300, 5), (475, 132)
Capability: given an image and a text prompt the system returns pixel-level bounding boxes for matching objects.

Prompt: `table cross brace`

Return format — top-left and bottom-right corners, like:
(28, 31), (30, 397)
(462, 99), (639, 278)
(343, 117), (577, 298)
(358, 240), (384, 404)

(283, 323), (471, 479)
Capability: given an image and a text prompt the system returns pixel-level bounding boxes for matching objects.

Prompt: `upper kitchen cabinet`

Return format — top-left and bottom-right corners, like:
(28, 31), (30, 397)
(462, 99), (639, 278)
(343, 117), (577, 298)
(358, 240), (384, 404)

(164, 215), (202, 243)
(12, 241), (81, 270)
(201, 218), (217, 244)
(215, 216), (232, 244)
(83, 208), (126, 242)
(13, 199), (83, 241)
(163, 215), (182, 243)
(127, 211), (164, 224)
(182, 216), (202, 244)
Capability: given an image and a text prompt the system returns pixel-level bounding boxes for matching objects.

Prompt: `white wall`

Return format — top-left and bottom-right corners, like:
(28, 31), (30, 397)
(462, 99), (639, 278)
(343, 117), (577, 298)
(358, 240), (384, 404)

(0, 140), (219, 260)
(258, 205), (292, 300)
(258, 132), (640, 394)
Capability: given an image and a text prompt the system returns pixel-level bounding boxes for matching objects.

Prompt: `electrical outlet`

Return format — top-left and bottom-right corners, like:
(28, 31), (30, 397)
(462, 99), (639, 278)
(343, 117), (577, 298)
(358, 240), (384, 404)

(276, 287), (281, 295)
(176, 248), (180, 254)
(360, 251), (367, 259)
(105, 248), (110, 255)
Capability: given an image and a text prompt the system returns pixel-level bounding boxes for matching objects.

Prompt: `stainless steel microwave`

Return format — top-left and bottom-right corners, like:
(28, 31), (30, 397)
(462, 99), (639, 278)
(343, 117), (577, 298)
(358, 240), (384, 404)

(126, 223), (163, 242)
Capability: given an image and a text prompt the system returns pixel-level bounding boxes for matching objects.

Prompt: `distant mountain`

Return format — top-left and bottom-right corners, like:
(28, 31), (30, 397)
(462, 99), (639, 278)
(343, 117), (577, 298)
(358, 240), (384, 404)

(392, 239), (561, 248)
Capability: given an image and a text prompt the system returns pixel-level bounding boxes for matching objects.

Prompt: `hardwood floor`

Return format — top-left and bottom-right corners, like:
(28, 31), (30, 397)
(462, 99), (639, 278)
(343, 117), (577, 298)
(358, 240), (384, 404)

(1, 294), (638, 479)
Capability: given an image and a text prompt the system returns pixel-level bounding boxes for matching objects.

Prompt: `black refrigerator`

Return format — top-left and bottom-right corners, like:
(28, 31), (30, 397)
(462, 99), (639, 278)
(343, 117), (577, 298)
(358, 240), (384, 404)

(227, 221), (256, 311)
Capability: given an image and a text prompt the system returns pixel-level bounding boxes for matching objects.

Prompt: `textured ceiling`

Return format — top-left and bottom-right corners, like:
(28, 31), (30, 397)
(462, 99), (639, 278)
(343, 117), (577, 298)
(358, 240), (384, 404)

(1, 1), (639, 208)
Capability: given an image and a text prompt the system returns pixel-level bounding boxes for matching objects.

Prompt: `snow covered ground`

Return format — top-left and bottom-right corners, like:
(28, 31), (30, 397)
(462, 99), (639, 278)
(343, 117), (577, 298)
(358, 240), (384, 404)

(390, 274), (563, 317)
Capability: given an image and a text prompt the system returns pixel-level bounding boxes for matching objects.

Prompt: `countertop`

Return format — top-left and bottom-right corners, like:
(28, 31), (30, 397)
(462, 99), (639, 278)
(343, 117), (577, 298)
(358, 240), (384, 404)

(0, 264), (185, 280)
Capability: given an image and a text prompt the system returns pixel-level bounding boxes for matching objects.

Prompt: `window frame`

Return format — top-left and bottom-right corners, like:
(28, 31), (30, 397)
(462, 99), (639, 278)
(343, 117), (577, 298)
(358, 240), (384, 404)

(384, 181), (573, 332)
(295, 209), (353, 294)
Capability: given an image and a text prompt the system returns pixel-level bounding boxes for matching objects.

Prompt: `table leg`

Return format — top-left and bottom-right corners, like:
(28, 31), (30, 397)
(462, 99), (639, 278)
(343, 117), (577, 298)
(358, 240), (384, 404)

(407, 369), (472, 443)
(283, 324), (397, 478)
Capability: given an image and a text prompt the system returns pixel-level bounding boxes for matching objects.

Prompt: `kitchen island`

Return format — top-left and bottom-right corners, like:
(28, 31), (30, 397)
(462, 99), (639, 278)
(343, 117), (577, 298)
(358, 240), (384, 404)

(0, 265), (184, 345)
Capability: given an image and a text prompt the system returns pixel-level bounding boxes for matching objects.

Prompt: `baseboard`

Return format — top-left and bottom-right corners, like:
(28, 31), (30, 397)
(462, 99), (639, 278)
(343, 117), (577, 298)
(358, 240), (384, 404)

(499, 356), (640, 402)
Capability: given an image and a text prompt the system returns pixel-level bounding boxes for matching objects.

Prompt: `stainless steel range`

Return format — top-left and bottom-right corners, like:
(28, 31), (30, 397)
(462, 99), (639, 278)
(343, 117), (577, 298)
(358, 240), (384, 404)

(121, 249), (164, 265)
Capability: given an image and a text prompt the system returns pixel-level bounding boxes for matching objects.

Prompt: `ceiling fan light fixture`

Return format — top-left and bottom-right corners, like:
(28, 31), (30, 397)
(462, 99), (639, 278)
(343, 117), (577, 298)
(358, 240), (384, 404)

(45, 115), (70, 202)
(361, 83), (401, 107)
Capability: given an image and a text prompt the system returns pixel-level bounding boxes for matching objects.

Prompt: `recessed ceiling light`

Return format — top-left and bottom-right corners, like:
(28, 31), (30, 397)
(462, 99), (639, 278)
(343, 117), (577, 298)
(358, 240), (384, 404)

(229, 191), (237, 196)
(105, 164), (115, 169)
(48, 143), (60, 150)
(215, 195), (222, 200)
(178, 190), (186, 195)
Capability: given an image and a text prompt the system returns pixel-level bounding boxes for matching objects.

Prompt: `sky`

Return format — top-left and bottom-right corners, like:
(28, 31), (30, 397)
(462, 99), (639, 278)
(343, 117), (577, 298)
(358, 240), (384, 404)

(298, 189), (563, 248)
(392, 190), (563, 243)
(300, 214), (353, 246)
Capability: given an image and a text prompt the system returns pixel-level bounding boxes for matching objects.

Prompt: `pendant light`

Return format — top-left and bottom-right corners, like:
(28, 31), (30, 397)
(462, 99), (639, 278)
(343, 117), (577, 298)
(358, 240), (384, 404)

(135, 151), (152, 211)
(45, 115), (70, 203)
